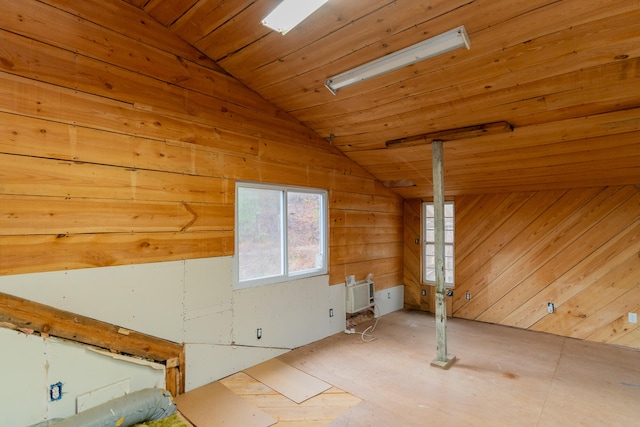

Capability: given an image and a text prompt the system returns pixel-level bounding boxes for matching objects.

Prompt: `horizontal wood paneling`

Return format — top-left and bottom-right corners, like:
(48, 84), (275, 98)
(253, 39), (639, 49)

(139, 0), (640, 201)
(0, 196), (232, 235)
(0, 0), (403, 291)
(344, 107), (640, 197)
(0, 232), (233, 276)
(0, 154), (228, 203)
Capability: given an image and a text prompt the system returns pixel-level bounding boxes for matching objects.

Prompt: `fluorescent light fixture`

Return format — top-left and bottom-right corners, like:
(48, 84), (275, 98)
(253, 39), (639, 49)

(325, 26), (470, 94)
(262, 0), (329, 35)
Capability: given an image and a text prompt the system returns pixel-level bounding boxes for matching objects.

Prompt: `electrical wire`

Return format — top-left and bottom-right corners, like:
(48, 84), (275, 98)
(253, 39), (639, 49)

(359, 303), (380, 343)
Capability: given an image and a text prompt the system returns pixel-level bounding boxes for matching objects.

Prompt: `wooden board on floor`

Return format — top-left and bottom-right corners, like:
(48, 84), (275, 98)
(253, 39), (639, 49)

(174, 382), (276, 427)
(220, 372), (361, 427)
(244, 358), (331, 404)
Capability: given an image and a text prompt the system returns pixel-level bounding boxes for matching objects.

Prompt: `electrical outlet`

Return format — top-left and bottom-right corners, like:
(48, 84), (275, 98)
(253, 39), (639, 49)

(547, 302), (555, 314)
(465, 292), (471, 301)
(256, 328), (262, 339)
(387, 291), (391, 299)
(628, 312), (638, 324)
(421, 289), (426, 296)
(50, 382), (63, 401)
(329, 308), (334, 317)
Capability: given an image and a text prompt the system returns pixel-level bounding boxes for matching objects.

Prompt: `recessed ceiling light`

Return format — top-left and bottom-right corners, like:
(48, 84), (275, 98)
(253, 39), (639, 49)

(262, 0), (330, 35)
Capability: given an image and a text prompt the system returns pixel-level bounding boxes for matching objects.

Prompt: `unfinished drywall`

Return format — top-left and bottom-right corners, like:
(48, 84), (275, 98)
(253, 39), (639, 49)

(183, 257), (233, 345)
(0, 256), (391, 393)
(233, 276), (331, 348)
(375, 285), (405, 317)
(0, 261), (185, 342)
(0, 328), (44, 426)
(0, 328), (164, 427)
(181, 260), (347, 391)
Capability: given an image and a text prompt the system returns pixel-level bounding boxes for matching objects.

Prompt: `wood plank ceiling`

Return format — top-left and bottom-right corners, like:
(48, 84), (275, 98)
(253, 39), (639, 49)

(123, 0), (640, 199)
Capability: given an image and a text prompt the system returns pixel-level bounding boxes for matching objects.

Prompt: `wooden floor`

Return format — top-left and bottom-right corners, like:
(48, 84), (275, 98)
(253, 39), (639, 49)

(259, 309), (640, 427)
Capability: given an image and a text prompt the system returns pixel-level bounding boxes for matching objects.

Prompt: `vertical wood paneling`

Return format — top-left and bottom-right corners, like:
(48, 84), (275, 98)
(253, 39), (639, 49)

(0, 0), (403, 290)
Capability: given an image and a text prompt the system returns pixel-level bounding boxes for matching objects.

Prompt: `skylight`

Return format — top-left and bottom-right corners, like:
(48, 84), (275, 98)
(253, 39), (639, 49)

(261, 0), (329, 35)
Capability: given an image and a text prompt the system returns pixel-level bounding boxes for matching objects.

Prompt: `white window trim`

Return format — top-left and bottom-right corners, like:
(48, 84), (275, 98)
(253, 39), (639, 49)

(422, 201), (455, 287)
(234, 181), (328, 290)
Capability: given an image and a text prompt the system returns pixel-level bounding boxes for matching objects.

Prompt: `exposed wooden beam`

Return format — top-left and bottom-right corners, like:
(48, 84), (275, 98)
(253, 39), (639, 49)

(385, 121), (513, 149)
(0, 291), (185, 395)
(430, 140), (456, 369)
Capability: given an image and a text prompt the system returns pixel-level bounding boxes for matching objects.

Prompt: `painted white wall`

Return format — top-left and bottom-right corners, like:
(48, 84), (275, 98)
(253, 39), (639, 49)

(0, 328), (164, 427)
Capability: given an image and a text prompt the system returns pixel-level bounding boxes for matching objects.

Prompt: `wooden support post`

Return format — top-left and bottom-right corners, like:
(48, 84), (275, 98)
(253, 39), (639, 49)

(430, 140), (456, 369)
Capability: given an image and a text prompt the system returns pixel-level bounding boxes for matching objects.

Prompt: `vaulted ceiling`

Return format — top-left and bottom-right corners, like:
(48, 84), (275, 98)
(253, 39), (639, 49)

(123, 0), (639, 198)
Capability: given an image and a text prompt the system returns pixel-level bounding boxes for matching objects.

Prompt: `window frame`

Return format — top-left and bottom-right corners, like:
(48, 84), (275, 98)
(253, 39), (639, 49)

(422, 201), (455, 287)
(234, 181), (328, 290)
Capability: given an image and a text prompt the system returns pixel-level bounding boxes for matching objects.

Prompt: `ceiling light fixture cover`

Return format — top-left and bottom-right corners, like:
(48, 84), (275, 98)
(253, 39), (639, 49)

(262, 0), (329, 35)
(325, 26), (471, 94)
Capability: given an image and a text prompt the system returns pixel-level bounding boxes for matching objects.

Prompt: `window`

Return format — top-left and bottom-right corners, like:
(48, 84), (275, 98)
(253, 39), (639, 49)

(235, 182), (327, 289)
(423, 202), (454, 286)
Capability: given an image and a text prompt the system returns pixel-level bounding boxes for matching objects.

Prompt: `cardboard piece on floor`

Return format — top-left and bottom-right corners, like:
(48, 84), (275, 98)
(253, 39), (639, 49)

(174, 382), (276, 427)
(176, 412), (195, 427)
(244, 358), (331, 404)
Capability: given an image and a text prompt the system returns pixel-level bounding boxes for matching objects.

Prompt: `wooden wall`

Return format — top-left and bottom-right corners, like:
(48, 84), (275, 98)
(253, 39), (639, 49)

(405, 186), (640, 349)
(0, 0), (402, 289)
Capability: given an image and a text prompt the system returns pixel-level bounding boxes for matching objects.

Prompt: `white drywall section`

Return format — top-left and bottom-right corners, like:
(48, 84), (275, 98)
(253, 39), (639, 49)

(232, 275), (330, 349)
(181, 259), (336, 391)
(0, 329), (164, 427)
(183, 257), (233, 345)
(0, 328), (46, 426)
(184, 344), (288, 391)
(329, 282), (347, 335)
(0, 257), (404, 400)
(0, 262), (185, 342)
(375, 284), (405, 317)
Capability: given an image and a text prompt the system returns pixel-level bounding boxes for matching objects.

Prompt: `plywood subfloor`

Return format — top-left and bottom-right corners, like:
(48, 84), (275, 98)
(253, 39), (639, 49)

(196, 310), (639, 426)
(277, 310), (640, 427)
(220, 372), (360, 426)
